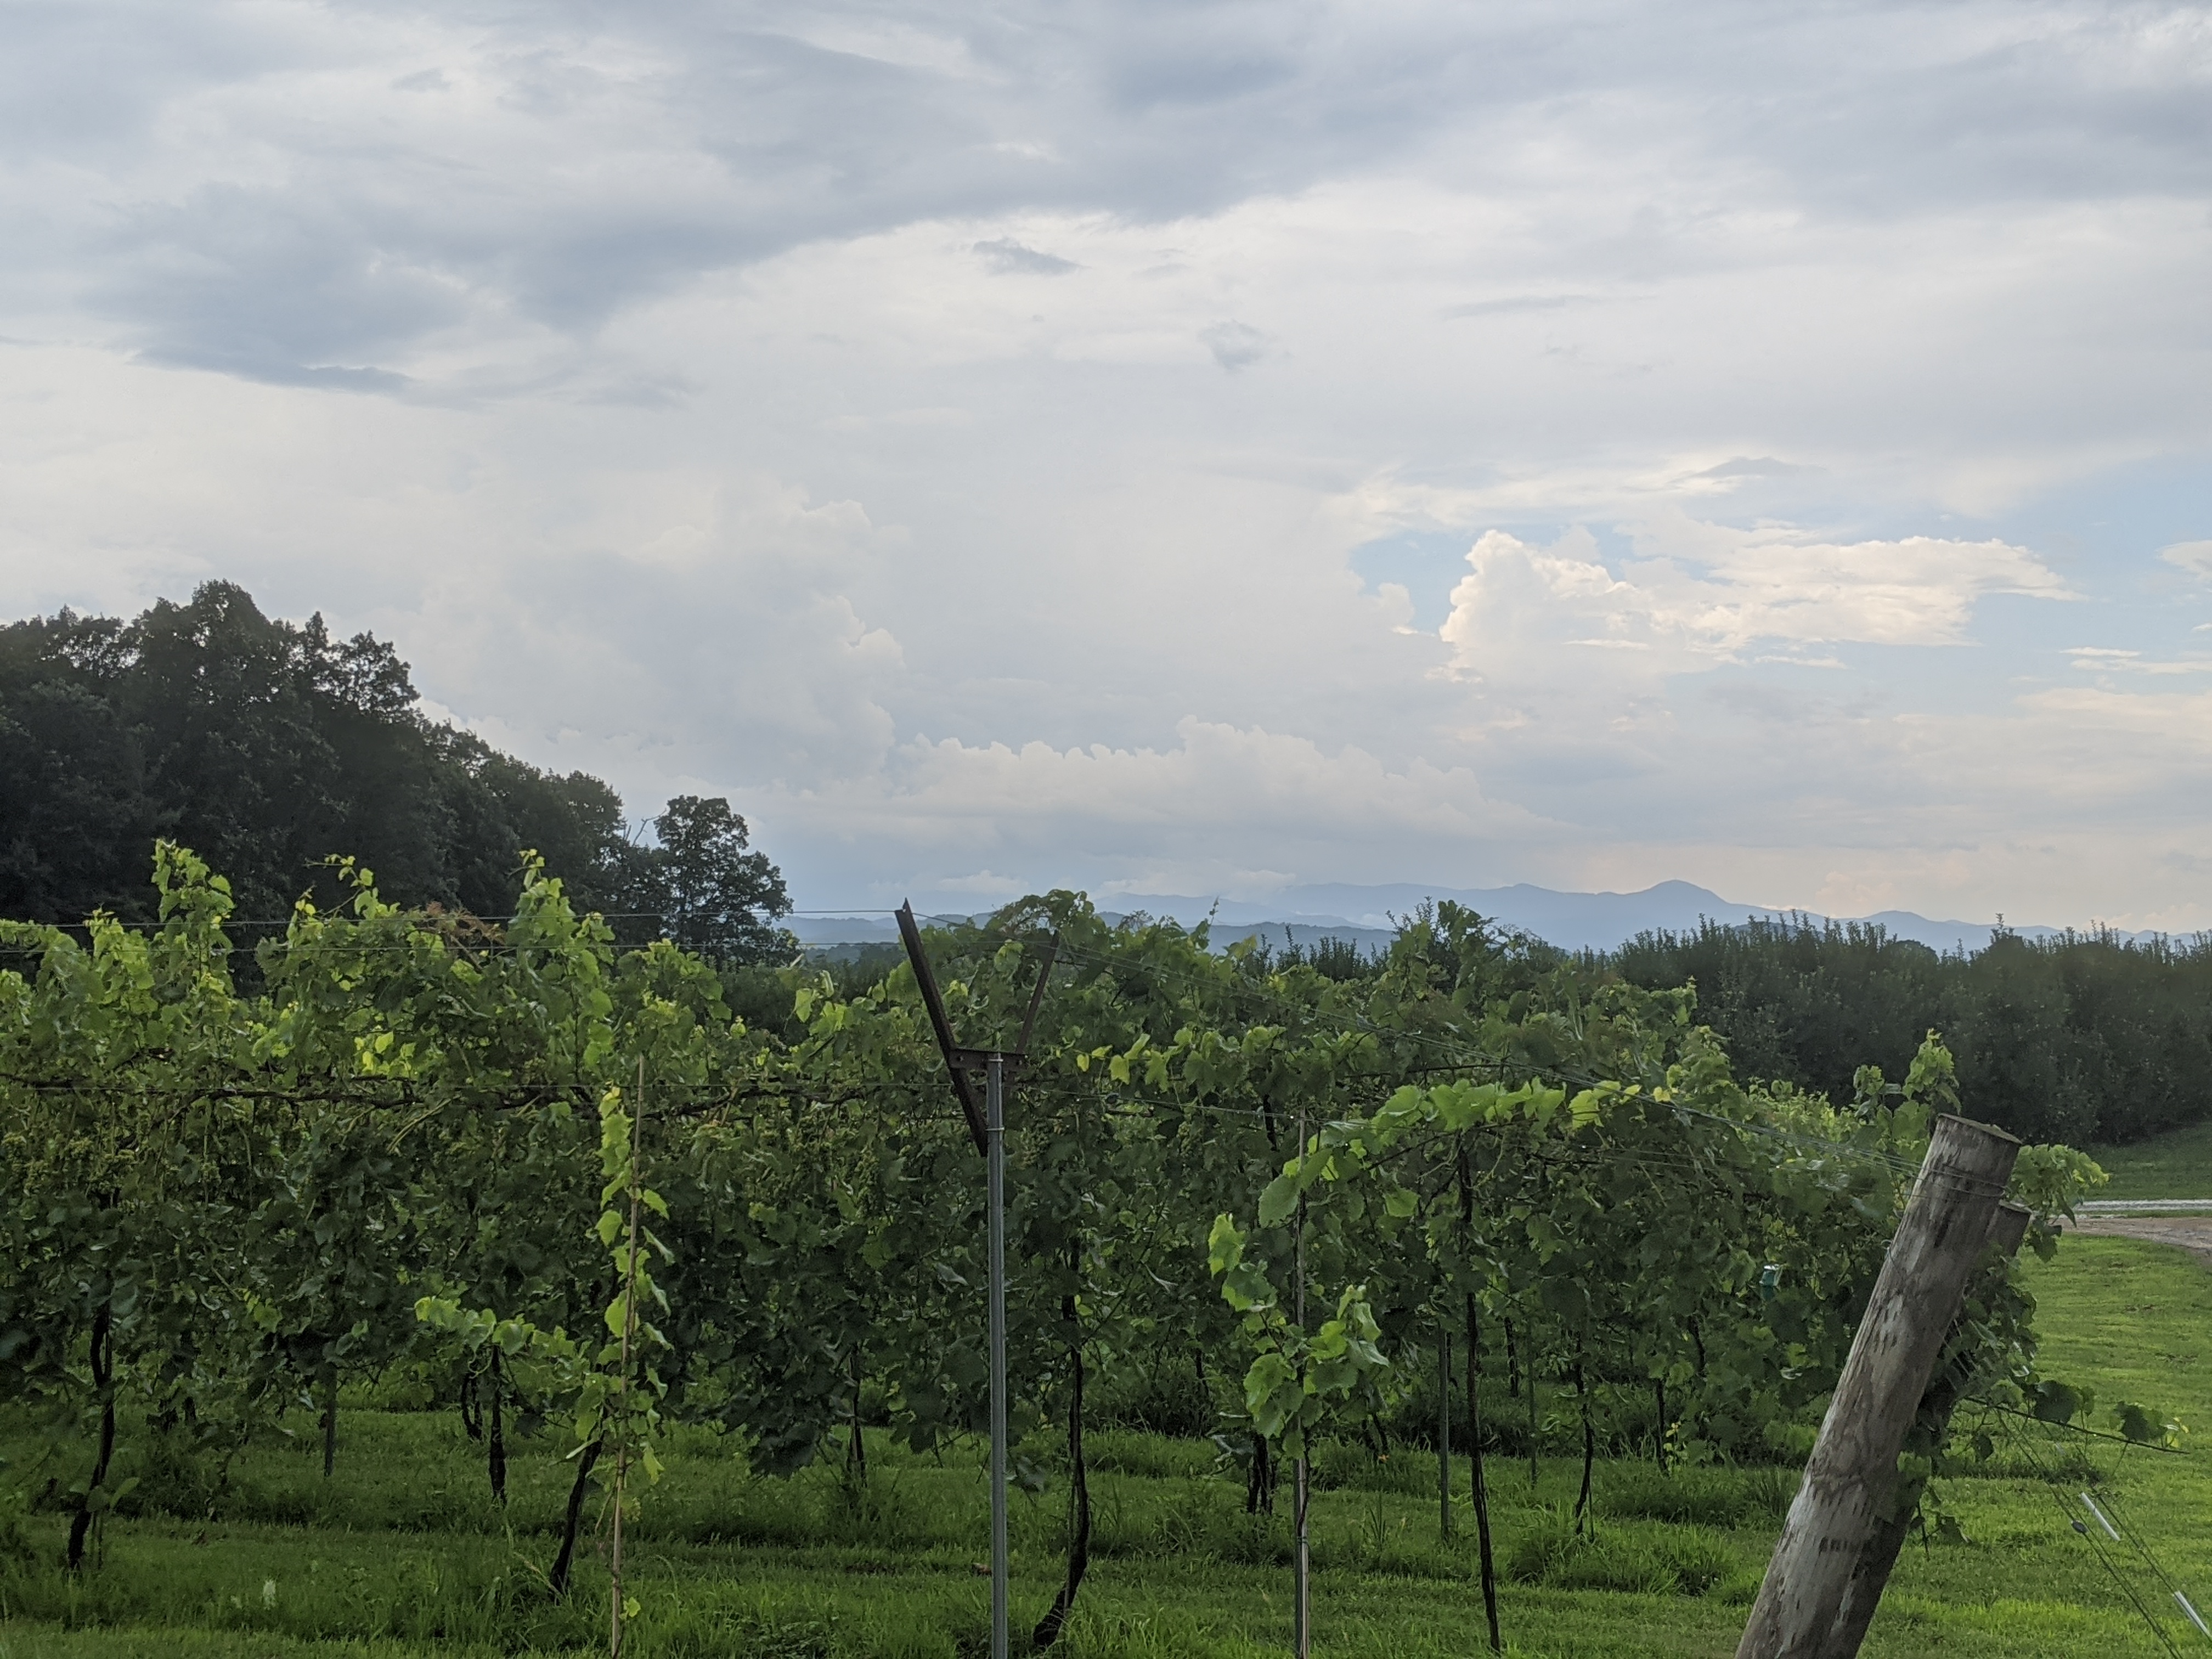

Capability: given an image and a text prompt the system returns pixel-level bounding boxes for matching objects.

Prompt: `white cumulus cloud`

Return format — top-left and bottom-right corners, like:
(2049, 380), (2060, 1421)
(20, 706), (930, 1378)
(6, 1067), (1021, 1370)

(1439, 525), (2069, 678)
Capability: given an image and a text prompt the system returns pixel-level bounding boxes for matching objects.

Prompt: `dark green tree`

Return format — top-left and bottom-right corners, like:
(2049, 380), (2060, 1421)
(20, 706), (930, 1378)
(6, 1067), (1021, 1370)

(0, 584), (654, 925)
(0, 612), (156, 921)
(623, 795), (793, 967)
(1605, 916), (2212, 1143)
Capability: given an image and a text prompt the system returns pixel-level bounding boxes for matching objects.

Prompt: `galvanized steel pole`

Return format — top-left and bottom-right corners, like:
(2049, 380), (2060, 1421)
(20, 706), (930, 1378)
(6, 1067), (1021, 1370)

(893, 909), (1056, 1659)
(988, 1053), (1010, 1659)
(1293, 1099), (1311, 1659)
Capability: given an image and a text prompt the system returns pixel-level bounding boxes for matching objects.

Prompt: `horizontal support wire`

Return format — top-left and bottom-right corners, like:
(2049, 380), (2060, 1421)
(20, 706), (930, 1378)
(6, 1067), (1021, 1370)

(4, 912), (1999, 1200)
(1040, 935), (1933, 1177)
(0, 907), (1979, 1182)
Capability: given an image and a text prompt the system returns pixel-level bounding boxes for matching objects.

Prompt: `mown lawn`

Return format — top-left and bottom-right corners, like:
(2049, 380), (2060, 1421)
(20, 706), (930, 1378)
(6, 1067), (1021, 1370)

(2091, 1120), (2212, 1199)
(3, 1234), (2208, 1658)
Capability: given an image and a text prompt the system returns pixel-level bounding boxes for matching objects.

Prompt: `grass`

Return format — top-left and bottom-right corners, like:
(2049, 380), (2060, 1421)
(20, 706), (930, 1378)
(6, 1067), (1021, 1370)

(1871, 1234), (2212, 1654)
(2089, 1119), (2212, 1199)
(4, 1235), (2211, 1658)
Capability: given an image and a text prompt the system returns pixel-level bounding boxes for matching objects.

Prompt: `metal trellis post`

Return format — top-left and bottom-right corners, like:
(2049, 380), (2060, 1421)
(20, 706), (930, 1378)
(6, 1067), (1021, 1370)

(1294, 1098), (1311, 1659)
(895, 905), (1056, 1659)
(987, 1052), (1010, 1659)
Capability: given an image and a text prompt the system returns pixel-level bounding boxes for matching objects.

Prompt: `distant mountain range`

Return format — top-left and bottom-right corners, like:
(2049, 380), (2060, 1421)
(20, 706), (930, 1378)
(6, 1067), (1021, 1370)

(786, 879), (2164, 956)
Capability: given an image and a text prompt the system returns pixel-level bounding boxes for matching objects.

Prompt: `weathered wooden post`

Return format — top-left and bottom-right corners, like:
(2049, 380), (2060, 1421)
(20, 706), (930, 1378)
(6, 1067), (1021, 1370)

(1814, 1201), (2032, 1659)
(1735, 1115), (2021, 1659)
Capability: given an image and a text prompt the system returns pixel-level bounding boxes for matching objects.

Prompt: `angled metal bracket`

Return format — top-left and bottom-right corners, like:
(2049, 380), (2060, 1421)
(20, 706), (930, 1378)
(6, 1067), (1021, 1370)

(895, 902), (1058, 1155)
(897, 901), (988, 1153)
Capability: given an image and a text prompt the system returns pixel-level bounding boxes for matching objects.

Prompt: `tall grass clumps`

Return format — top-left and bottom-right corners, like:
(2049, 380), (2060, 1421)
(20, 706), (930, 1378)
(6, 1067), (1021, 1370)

(1596, 1463), (1795, 1529)
(1506, 1506), (1742, 1597)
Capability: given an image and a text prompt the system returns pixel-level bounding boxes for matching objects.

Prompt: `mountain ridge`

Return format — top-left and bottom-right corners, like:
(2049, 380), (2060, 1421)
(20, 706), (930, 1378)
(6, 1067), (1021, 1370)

(1105, 881), (2162, 954)
(785, 879), (2171, 955)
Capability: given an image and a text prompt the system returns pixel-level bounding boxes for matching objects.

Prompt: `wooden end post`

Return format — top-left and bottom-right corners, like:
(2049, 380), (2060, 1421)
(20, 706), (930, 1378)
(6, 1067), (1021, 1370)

(1734, 1115), (2021, 1659)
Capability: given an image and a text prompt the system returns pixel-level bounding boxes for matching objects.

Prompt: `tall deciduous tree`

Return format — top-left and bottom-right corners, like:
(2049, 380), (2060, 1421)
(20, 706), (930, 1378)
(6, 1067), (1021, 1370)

(0, 584), (657, 924)
(623, 795), (792, 968)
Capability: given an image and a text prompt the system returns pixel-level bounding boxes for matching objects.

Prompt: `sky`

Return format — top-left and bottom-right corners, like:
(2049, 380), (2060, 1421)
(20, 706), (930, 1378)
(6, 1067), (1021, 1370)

(2, 1), (2209, 929)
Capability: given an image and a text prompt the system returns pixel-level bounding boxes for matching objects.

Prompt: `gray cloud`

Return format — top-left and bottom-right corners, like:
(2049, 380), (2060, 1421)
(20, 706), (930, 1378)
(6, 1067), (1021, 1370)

(94, 186), (468, 382)
(973, 238), (1079, 274)
(1695, 458), (1809, 481)
(1441, 295), (1608, 320)
(7, 2), (2208, 383)
(1200, 320), (1273, 370)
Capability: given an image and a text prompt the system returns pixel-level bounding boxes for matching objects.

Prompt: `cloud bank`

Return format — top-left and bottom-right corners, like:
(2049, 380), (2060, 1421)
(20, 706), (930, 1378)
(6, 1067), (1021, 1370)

(2, 0), (2209, 930)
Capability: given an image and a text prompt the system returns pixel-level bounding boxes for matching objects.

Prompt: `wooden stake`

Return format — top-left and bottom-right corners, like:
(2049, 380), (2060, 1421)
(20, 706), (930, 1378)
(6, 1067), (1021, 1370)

(986, 1053), (1009, 1659)
(1734, 1115), (2020, 1659)
(1814, 1202), (2032, 1659)
(610, 1060), (646, 1659)
(1438, 1328), (1453, 1541)
(1456, 1147), (1502, 1651)
(1468, 1294), (1502, 1653)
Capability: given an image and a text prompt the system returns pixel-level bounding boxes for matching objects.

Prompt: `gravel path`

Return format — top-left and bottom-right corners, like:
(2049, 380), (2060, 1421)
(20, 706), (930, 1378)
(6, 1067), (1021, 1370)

(2070, 1212), (2212, 1267)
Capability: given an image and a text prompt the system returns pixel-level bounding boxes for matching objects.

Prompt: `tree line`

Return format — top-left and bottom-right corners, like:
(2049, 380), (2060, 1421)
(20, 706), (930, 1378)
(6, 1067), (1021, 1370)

(0, 583), (787, 965)
(7, 584), (2202, 1150)
(1600, 918), (2212, 1146)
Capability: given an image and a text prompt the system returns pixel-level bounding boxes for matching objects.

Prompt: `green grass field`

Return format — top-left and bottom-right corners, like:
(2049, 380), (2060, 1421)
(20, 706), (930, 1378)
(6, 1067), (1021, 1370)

(4, 1233), (2208, 1659)
(2091, 1120), (2212, 1199)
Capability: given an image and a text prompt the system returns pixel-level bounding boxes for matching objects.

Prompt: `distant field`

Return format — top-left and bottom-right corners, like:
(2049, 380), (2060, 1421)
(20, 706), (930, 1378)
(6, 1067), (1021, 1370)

(2090, 1120), (2212, 1199)
(4, 1234), (2210, 1659)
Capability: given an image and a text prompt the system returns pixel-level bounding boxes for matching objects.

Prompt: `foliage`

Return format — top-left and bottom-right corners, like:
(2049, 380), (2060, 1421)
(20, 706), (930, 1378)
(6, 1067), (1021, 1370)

(0, 586), (787, 948)
(612, 797), (793, 966)
(1605, 916), (2212, 1144)
(0, 844), (2131, 1633)
(415, 1088), (675, 1494)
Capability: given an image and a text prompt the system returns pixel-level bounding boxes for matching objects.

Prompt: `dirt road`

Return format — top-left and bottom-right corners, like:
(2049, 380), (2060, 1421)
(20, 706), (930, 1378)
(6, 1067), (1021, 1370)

(2070, 1212), (2212, 1267)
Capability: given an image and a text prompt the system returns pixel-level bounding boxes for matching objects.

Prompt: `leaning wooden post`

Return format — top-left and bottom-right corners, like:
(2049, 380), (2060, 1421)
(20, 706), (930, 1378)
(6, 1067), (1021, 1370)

(1814, 1201), (2032, 1659)
(1734, 1115), (2020, 1659)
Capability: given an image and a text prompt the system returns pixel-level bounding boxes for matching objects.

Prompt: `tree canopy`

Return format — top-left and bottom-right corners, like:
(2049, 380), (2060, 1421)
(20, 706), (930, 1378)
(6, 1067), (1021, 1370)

(1604, 917), (2212, 1145)
(0, 584), (791, 966)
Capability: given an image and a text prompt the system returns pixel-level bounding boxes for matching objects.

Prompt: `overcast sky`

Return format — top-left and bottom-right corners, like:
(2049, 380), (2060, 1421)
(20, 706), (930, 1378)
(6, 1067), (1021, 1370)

(4, 1), (2209, 927)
